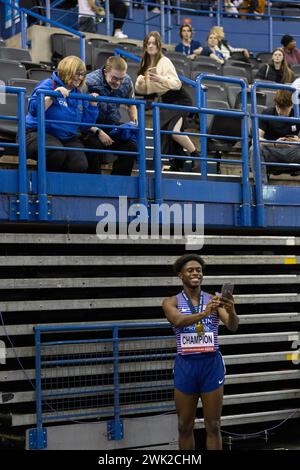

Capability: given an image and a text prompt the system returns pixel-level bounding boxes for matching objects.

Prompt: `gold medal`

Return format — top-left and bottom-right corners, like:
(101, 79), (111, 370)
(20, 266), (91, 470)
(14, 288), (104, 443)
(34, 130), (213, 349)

(196, 324), (205, 335)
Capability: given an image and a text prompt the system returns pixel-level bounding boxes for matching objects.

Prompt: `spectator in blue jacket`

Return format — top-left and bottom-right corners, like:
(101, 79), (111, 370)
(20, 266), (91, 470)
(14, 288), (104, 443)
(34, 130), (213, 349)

(26, 55), (99, 172)
(175, 24), (203, 60)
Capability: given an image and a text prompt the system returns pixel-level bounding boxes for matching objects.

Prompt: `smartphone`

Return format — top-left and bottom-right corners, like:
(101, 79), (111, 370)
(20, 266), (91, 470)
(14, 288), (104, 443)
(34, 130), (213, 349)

(221, 283), (234, 298)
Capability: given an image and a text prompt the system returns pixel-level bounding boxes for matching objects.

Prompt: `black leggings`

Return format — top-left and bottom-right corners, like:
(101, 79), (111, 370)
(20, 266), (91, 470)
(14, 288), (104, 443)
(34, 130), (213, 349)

(110, 0), (128, 32)
(26, 131), (88, 172)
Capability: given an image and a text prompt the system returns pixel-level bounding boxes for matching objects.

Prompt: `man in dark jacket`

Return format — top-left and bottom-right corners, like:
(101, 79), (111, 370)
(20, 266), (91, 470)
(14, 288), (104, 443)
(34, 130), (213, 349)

(85, 56), (137, 175)
(257, 89), (300, 178)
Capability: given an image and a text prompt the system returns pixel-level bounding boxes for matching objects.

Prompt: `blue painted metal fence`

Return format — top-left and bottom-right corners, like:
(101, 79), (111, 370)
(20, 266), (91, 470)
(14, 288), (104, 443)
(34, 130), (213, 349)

(2, 0), (300, 48)
(2, 65), (300, 227)
(31, 322), (173, 449)
(250, 82), (300, 227)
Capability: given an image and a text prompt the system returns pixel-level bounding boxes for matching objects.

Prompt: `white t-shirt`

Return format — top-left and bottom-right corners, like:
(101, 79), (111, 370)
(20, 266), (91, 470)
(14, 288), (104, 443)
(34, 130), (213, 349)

(78, 0), (95, 18)
(292, 77), (300, 92)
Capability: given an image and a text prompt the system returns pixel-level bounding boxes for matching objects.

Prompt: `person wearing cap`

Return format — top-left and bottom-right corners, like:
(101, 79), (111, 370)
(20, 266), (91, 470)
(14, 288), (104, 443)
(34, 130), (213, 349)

(281, 34), (300, 66)
(162, 254), (238, 450)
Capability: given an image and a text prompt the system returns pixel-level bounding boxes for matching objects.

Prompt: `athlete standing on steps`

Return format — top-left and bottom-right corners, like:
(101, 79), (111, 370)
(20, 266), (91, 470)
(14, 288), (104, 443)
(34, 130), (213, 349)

(162, 254), (239, 450)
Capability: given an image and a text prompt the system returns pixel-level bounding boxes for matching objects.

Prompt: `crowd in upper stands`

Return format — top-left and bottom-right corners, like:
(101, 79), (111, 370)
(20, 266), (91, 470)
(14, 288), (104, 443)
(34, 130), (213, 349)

(2, 1), (300, 178)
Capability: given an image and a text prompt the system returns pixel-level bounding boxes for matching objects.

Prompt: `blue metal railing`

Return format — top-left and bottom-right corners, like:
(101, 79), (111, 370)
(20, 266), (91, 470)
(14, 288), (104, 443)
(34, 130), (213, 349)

(3, 0), (300, 49)
(32, 322), (173, 449)
(0, 0), (86, 61)
(0, 86), (28, 220)
(197, 73), (251, 227)
(152, 73), (251, 226)
(251, 82), (300, 227)
(35, 89), (147, 219)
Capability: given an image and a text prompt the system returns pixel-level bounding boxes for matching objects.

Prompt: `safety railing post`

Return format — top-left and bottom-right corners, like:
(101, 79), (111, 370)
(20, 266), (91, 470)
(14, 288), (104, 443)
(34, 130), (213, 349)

(79, 36), (86, 64)
(167, 0), (172, 44)
(37, 92), (48, 221)
(267, 1), (273, 52)
(197, 73), (252, 222)
(240, 81), (251, 226)
(45, 0), (51, 26)
(153, 104), (163, 205)
(107, 325), (123, 440)
(176, 0), (180, 25)
(217, 0), (222, 26)
(28, 328), (47, 449)
(251, 82), (266, 226)
(20, 10), (27, 49)
(17, 88), (29, 220)
(160, 1), (165, 43)
(137, 102), (147, 205)
(196, 77), (208, 179)
(105, 0), (111, 36)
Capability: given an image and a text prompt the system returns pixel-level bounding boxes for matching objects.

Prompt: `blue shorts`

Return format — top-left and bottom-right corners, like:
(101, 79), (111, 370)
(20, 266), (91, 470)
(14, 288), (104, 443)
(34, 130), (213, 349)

(174, 351), (226, 394)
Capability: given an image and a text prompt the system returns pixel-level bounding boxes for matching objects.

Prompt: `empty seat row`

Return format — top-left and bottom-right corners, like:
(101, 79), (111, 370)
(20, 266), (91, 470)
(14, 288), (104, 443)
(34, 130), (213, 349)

(0, 59), (52, 84)
(51, 33), (142, 70)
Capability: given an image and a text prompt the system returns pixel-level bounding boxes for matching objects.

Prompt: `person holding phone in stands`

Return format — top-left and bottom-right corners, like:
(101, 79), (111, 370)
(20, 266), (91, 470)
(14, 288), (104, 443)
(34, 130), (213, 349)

(162, 254), (238, 450)
(135, 31), (200, 172)
(256, 89), (300, 179)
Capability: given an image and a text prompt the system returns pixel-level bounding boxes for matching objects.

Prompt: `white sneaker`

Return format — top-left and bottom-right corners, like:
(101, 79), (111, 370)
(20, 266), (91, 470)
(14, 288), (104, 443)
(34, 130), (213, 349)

(114, 31), (128, 39)
(152, 7), (160, 13)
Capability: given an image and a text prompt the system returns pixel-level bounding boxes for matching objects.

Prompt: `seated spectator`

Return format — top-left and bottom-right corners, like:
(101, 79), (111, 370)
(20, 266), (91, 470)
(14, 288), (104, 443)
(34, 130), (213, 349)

(135, 31), (199, 172)
(201, 32), (225, 65)
(25, 56), (99, 172)
(224, 0), (239, 15)
(281, 34), (300, 66)
(257, 90), (300, 178)
(77, 0), (105, 33)
(210, 25), (250, 61)
(239, 0), (266, 18)
(175, 24), (203, 61)
(256, 48), (294, 83)
(85, 56), (137, 175)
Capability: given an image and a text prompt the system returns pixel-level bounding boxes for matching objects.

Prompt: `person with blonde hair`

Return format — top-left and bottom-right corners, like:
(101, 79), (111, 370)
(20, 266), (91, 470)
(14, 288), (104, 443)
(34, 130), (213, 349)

(135, 31), (199, 172)
(201, 32), (225, 65)
(256, 48), (294, 83)
(210, 25), (250, 61)
(26, 56), (99, 172)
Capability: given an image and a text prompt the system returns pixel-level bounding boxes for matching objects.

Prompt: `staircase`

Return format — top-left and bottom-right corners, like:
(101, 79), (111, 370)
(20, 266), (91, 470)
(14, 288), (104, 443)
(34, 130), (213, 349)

(0, 229), (300, 448)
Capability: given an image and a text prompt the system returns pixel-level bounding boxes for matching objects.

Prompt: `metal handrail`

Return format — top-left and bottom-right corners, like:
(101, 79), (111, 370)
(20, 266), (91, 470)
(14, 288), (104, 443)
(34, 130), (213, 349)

(152, 73), (251, 226)
(0, 0), (86, 61)
(0, 86), (28, 220)
(35, 89), (147, 219)
(250, 81), (299, 227)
